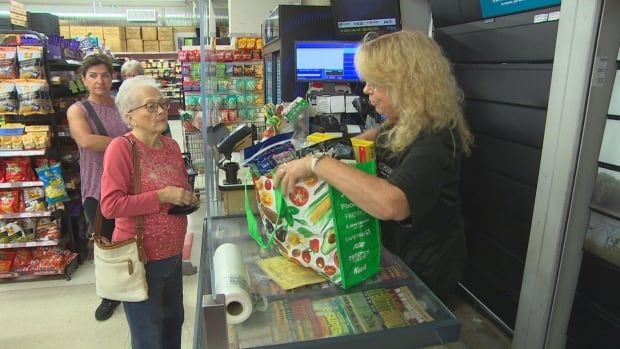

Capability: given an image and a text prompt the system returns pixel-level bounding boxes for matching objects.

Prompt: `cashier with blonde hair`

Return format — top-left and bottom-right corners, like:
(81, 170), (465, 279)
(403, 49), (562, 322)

(274, 30), (473, 300)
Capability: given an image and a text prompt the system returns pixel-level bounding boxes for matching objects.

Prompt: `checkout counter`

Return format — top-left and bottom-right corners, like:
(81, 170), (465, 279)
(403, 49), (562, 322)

(193, 125), (461, 348)
(194, 212), (461, 348)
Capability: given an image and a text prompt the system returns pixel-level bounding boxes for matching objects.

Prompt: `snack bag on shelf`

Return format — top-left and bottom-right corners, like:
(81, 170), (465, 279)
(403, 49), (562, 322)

(12, 248), (33, 271)
(0, 250), (16, 272)
(36, 218), (61, 241)
(35, 163), (70, 205)
(5, 157), (35, 182)
(4, 221), (26, 242)
(17, 46), (44, 79)
(0, 47), (17, 80)
(17, 218), (36, 241)
(15, 80), (51, 115)
(0, 81), (18, 114)
(23, 187), (47, 212)
(244, 137), (381, 289)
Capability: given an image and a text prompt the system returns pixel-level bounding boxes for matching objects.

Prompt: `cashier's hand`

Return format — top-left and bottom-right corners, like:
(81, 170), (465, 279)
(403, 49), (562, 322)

(273, 158), (313, 196)
(157, 186), (197, 206)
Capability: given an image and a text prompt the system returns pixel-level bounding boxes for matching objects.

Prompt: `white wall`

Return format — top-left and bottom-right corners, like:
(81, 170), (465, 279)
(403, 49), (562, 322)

(227, 0), (300, 35)
(400, 0), (432, 33)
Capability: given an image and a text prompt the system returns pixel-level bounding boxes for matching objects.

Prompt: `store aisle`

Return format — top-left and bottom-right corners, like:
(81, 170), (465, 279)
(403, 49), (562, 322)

(0, 206), (205, 349)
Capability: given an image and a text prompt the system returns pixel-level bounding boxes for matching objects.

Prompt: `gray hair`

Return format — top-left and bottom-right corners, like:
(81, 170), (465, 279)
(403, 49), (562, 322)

(115, 76), (160, 125)
(120, 60), (144, 79)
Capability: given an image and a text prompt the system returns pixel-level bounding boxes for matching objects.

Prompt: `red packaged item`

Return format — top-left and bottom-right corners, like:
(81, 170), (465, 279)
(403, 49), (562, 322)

(0, 250), (16, 272)
(12, 248), (33, 271)
(0, 159), (4, 183)
(5, 157), (35, 181)
(0, 190), (21, 213)
(34, 157), (57, 169)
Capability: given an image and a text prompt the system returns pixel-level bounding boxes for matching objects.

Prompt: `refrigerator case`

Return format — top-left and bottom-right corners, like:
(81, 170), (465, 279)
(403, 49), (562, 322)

(196, 216), (461, 349)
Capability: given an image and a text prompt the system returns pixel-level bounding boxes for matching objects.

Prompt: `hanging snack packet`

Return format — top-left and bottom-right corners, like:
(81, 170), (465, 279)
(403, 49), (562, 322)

(0, 47), (17, 79)
(17, 46), (44, 79)
(36, 163), (70, 204)
(16, 80), (48, 115)
(0, 82), (18, 114)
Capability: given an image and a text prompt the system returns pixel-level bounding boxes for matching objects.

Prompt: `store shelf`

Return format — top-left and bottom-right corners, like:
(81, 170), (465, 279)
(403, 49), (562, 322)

(0, 239), (60, 249)
(0, 181), (44, 189)
(0, 149), (46, 157)
(0, 211), (52, 219)
(47, 59), (82, 69)
(0, 254), (78, 280)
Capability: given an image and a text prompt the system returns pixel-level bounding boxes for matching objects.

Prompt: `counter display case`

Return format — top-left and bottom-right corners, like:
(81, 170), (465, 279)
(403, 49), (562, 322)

(194, 215), (460, 349)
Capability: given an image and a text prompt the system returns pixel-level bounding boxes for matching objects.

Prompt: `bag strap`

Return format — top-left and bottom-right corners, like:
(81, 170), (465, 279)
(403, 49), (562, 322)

(92, 135), (147, 263)
(81, 100), (109, 136)
(244, 171), (282, 249)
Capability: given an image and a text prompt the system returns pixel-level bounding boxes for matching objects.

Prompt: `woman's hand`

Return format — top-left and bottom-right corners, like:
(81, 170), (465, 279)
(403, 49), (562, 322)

(157, 186), (197, 206)
(272, 157), (314, 196)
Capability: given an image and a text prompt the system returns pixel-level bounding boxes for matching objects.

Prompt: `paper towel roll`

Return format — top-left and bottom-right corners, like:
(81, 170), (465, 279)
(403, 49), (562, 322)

(212, 243), (253, 324)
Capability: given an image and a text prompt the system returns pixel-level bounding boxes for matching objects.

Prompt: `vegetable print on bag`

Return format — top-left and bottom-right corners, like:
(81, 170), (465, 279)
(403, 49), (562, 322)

(246, 157), (382, 289)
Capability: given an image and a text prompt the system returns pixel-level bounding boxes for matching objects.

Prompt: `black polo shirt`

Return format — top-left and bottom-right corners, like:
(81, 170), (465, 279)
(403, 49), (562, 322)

(376, 127), (467, 299)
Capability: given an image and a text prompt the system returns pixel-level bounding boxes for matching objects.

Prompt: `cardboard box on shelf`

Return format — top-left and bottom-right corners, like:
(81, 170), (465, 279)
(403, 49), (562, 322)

(157, 27), (173, 41)
(69, 25), (88, 38)
(173, 26), (197, 33)
(158, 40), (175, 52)
(86, 26), (104, 39)
(102, 26), (126, 40)
(143, 40), (159, 52)
(141, 27), (158, 41)
(104, 38), (127, 52)
(125, 27), (142, 39)
(59, 25), (70, 38)
(126, 39), (144, 52)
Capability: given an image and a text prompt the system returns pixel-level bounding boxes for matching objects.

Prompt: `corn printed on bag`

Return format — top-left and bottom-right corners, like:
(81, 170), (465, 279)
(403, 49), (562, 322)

(244, 138), (381, 289)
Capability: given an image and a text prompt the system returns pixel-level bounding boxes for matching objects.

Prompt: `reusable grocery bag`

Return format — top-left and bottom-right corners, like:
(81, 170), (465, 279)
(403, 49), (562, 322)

(245, 155), (381, 289)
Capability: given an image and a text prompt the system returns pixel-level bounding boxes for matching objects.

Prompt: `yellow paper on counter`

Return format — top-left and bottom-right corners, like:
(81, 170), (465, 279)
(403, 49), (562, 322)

(257, 256), (327, 290)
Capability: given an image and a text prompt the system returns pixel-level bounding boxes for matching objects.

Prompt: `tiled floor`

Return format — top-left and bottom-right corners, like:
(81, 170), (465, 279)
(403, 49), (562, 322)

(0, 203), (512, 349)
(0, 206), (205, 349)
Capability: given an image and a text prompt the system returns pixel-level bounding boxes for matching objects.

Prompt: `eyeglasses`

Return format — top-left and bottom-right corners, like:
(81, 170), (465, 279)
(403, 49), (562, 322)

(128, 101), (171, 114)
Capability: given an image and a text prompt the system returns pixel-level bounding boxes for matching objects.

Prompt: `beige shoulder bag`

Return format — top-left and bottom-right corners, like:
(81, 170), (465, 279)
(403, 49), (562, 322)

(93, 136), (148, 302)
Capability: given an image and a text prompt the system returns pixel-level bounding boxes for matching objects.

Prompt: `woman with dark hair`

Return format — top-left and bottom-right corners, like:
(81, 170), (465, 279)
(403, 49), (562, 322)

(66, 54), (129, 321)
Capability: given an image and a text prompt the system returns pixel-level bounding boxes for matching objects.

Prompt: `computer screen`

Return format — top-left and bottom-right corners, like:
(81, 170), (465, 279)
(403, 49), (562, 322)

(331, 0), (401, 37)
(295, 41), (361, 82)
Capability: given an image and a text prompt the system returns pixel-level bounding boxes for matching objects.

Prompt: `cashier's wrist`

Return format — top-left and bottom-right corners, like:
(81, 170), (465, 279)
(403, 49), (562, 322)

(310, 154), (325, 174)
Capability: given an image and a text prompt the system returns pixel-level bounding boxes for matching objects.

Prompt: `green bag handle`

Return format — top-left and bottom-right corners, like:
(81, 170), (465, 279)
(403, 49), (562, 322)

(244, 171), (283, 249)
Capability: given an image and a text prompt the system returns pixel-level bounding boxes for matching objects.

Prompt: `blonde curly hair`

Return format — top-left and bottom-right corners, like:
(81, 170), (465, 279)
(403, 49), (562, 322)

(355, 30), (473, 155)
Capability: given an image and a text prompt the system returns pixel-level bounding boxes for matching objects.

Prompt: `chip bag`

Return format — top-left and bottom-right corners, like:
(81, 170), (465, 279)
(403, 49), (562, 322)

(35, 163), (70, 205)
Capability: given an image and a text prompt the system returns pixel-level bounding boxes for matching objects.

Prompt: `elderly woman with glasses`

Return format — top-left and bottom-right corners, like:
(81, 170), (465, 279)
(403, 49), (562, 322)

(273, 31), (473, 302)
(100, 76), (197, 349)
(67, 54), (130, 321)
